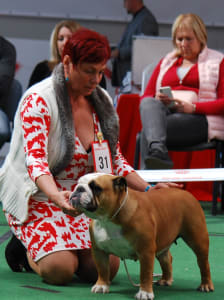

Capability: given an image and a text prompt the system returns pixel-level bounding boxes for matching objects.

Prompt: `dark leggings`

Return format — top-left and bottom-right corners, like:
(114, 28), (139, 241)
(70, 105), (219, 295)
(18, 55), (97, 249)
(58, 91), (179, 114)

(166, 113), (208, 147)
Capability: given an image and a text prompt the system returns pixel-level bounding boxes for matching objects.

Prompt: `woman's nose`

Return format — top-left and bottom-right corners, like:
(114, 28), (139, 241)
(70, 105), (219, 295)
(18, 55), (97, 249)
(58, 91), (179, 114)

(91, 73), (101, 84)
(62, 38), (68, 47)
(181, 39), (187, 46)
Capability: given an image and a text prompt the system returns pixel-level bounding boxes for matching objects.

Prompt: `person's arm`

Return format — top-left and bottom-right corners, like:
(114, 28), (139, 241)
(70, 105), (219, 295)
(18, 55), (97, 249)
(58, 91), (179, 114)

(21, 93), (79, 216)
(194, 58), (224, 115)
(194, 99), (224, 115)
(176, 59), (224, 115)
(35, 174), (79, 216)
(0, 37), (16, 97)
(125, 171), (182, 192)
(113, 142), (182, 191)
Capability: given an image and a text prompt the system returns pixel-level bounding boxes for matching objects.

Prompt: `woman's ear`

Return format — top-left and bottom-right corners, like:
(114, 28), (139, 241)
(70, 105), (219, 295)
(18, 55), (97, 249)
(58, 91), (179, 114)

(63, 55), (72, 78)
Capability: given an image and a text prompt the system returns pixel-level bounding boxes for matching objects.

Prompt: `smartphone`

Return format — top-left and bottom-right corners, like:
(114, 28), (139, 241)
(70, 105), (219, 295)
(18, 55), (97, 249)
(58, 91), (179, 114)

(159, 86), (173, 98)
(159, 86), (175, 108)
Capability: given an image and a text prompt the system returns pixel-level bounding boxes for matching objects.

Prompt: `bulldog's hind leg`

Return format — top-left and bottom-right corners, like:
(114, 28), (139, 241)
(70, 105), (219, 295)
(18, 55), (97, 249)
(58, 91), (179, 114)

(156, 249), (173, 286)
(182, 221), (214, 292)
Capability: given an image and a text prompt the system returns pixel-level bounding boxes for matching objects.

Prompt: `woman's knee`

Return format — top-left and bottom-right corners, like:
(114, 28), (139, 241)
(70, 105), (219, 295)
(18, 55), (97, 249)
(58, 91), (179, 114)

(76, 250), (120, 283)
(76, 249), (98, 283)
(37, 251), (78, 285)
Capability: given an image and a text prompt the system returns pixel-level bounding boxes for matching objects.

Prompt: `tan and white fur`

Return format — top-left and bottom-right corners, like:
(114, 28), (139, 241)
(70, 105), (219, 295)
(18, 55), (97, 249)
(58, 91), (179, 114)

(70, 173), (214, 300)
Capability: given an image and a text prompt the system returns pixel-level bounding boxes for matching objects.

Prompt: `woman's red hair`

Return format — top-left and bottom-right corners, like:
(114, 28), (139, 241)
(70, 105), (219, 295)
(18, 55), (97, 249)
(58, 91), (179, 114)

(62, 28), (111, 64)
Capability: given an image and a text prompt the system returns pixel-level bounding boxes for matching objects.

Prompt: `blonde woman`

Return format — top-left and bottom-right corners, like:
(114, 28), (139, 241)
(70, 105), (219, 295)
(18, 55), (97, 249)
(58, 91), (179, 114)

(140, 13), (224, 169)
(28, 20), (81, 87)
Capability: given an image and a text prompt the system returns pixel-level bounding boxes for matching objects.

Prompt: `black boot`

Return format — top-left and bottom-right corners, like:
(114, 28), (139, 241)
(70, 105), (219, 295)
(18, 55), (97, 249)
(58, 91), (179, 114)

(145, 150), (173, 169)
(5, 234), (33, 272)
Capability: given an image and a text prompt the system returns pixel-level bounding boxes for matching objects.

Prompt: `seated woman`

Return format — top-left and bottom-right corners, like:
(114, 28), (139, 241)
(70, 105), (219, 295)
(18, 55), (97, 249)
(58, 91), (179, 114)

(28, 20), (81, 87)
(28, 20), (106, 89)
(140, 13), (224, 169)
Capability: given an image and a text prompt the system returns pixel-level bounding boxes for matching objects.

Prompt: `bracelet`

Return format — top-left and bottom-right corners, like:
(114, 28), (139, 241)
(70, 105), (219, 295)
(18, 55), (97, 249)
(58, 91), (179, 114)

(145, 184), (155, 192)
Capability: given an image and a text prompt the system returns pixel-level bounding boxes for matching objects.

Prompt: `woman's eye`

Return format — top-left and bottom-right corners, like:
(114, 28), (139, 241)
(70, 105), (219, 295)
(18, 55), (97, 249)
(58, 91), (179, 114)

(86, 70), (93, 74)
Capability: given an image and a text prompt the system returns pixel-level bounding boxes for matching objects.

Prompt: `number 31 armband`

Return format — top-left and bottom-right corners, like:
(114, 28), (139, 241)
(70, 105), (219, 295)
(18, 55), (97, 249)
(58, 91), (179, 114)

(91, 139), (114, 174)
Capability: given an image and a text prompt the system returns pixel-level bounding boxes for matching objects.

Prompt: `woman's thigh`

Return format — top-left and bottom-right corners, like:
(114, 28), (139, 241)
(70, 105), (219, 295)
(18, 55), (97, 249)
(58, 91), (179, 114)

(166, 113), (208, 147)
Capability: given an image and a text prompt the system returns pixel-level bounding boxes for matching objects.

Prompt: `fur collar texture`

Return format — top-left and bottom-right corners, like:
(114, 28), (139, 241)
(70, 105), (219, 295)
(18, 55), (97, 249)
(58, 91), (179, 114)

(51, 63), (119, 175)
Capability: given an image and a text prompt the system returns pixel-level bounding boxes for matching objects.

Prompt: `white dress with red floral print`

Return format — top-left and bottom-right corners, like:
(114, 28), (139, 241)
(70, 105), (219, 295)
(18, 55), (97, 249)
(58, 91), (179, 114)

(5, 93), (134, 262)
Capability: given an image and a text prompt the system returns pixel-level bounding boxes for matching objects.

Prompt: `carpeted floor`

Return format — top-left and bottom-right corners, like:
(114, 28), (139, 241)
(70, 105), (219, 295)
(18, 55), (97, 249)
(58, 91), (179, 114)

(0, 202), (223, 300)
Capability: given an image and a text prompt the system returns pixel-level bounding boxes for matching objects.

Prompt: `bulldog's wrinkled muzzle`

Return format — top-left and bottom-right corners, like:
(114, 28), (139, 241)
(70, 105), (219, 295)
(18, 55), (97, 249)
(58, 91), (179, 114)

(70, 185), (97, 212)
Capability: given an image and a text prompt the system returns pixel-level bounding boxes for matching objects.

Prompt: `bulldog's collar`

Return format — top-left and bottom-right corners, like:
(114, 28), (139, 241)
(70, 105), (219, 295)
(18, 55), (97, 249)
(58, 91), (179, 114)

(111, 189), (128, 220)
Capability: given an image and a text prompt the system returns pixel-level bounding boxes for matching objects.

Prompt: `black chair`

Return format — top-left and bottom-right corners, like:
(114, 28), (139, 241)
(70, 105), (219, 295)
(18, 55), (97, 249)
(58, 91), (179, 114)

(5, 78), (22, 123)
(134, 132), (224, 215)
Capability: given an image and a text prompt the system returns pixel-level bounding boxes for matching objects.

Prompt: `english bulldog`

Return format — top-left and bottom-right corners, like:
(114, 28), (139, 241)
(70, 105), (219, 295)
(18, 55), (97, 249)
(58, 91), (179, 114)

(70, 173), (214, 300)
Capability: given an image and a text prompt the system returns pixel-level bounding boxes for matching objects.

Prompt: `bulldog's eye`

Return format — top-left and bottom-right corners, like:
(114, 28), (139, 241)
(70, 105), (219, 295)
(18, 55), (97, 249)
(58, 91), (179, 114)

(76, 186), (85, 193)
(89, 181), (102, 196)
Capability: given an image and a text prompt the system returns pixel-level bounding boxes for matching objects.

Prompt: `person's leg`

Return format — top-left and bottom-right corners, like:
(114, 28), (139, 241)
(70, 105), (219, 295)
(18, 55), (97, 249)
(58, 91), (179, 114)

(0, 109), (11, 148)
(140, 98), (173, 169)
(76, 249), (120, 283)
(28, 250), (79, 285)
(27, 248), (120, 285)
(166, 113), (208, 147)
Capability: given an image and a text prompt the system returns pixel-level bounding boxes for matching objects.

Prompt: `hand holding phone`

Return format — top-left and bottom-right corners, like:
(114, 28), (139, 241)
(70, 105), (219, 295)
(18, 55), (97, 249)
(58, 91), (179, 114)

(159, 86), (175, 108)
(159, 86), (173, 98)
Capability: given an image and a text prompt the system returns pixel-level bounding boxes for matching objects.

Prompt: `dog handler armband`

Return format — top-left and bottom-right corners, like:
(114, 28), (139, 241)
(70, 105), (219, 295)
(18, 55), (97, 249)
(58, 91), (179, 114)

(91, 139), (114, 174)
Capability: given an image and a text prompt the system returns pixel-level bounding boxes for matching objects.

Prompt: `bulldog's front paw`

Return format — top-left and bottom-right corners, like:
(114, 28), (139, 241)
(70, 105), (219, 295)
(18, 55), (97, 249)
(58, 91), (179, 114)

(197, 282), (214, 292)
(135, 289), (154, 300)
(91, 284), (109, 294)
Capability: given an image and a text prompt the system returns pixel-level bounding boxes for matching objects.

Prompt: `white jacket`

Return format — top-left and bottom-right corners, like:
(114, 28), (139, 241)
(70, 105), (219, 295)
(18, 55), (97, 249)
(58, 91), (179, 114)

(0, 64), (118, 222)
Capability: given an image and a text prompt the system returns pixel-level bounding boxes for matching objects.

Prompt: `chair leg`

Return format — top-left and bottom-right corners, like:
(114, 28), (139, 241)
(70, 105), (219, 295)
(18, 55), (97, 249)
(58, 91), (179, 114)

(221, 181), (224, 212)
(221, 142), (224, 211)
(212, 141), (222, 215)
(212, 182), (219, 215)
(134, 132), (141, 169)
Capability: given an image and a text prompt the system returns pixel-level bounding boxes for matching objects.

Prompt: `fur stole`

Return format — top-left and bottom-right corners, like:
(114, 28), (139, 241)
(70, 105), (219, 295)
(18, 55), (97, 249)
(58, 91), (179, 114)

(51, 63), (119, 175)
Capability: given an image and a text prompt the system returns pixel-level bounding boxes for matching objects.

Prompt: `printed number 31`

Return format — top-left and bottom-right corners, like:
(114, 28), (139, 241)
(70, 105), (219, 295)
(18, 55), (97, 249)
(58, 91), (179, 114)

(99, 156), (108, 169)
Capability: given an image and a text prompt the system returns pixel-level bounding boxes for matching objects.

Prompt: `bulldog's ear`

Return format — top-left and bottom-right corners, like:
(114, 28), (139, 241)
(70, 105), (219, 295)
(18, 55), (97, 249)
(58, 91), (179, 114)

(112, 176), (127, 192)
(89, 180), (103, 197)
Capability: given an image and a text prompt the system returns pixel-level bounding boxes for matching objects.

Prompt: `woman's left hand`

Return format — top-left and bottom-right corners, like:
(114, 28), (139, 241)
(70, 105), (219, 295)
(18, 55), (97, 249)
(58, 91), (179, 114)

(174, 99), (195, 114)
(152, 182), (184, 189)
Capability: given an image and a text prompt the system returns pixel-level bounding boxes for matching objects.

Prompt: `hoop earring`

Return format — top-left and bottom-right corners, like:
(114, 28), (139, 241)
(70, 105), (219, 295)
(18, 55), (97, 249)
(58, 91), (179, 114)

(65, 77), (69, 82)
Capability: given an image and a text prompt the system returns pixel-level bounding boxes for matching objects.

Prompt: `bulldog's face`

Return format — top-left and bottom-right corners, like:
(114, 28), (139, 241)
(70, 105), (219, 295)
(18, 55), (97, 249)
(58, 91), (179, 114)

(69, 173), (127, 219)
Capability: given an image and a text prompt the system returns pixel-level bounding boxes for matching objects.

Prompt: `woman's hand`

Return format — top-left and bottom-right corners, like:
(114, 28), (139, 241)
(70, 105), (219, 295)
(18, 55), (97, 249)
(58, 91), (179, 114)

(152, 182), (184, 189)
(174, 99), (196, 114)
(51, 190), (81, 217)
(156, 93), (175, 108)
(36, 175), (81, 217)
(156, 93), (196, 114)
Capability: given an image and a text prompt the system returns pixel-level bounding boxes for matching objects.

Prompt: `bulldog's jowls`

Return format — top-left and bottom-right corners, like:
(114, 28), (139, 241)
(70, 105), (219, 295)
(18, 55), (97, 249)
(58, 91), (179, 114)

(70, 173), (214, 300)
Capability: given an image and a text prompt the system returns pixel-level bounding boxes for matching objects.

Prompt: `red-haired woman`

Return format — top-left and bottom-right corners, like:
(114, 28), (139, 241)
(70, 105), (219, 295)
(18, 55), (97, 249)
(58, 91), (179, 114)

(1, 29), (179, 285)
